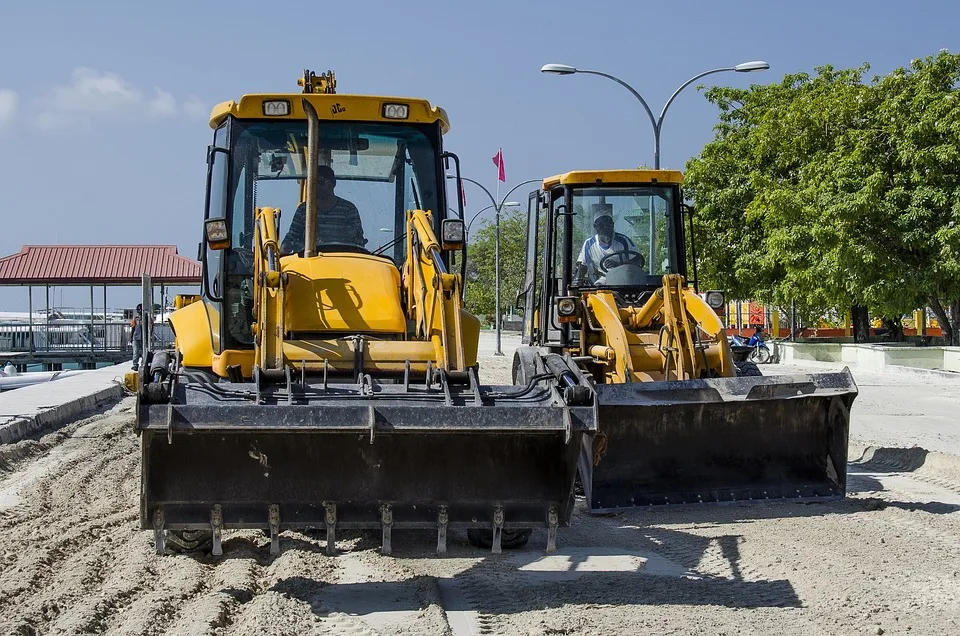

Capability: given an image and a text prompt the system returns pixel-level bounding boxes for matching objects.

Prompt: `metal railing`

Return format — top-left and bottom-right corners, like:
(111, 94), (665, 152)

(0, 320), (173, 353)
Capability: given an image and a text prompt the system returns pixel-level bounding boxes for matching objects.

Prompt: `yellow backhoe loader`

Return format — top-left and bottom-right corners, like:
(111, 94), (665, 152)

(135, 70), (597, 555)
(515, 169), (858, 511)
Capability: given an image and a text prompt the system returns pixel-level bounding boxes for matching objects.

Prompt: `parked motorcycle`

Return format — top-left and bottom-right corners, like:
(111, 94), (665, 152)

(729, 328), (772, 364)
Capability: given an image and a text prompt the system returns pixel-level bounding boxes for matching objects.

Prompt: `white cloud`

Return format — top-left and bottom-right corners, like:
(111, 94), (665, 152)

(34, 68), (196, 130)
(182, 96), (208, 120)
(147, 89), (177, 118)
(0, 90), (17, 129)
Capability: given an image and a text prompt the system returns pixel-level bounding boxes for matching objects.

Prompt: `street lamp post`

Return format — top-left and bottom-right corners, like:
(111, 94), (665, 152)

(540, 60), (769, 168)
(447, 175), (540, 355)
(448, 205), (503, 236)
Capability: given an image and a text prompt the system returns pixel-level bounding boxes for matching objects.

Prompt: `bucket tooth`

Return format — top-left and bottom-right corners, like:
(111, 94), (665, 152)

(436, 505), (449, 555)
(380, 504), (393, 555)
(211, 504), (223, 556)
(268, 504), (280, 555)
(491, 505), (504, 554)
(546, 506), (558, 553)
(152, 507), (165, 555)
(324, 502), (337, 556)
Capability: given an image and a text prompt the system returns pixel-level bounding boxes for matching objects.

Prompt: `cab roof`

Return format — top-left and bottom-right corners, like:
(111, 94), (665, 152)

(209, 93), (451, 134)
(542, 169), (684, 189)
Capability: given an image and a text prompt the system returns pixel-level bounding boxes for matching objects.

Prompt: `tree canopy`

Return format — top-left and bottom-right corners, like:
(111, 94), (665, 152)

(685, 50), (960, 343)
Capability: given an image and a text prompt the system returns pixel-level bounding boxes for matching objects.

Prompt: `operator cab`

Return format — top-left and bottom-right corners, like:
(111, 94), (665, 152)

(519, 170), (689, 346)
(199, 70), (462, 350)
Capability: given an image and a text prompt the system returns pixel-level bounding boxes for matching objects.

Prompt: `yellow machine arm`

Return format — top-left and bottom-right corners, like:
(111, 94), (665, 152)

(252, 206), (285, 371)
(248, 204), (470, 376)
(584, 274), (733, 382)
(404, 208), (467, 372)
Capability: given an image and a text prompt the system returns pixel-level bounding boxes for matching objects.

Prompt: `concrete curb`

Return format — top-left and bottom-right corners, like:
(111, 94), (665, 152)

(770, 359), (960, 381)
(0, 364), (130, 445)
(880, 364), (960, 381)
(0, 383), (124, 445)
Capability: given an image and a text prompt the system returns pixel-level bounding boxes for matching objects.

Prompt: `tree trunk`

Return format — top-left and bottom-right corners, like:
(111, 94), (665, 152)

(881, 317), (904, 342)
(851, 304), (870, 343)
(928, 295), (958, 346)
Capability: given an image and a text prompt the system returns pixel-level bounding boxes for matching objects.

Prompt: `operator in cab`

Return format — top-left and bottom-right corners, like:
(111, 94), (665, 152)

(280, 165), (366, 254)
(573, 206), (643, 285)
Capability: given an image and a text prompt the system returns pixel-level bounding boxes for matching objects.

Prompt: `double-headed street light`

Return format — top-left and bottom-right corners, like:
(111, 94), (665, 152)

(447, 175), (540, 355)
(448, 205), (511, 236)
(465, 202), (520, 236)
(540, 60), (770, 168)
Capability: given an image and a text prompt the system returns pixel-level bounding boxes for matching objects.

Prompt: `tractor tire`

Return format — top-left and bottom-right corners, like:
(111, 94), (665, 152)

(164, 529), (213, 554)
(467, 528), (533, 550)
(512, 346), (540, 385)
(735, 360), (763, 377)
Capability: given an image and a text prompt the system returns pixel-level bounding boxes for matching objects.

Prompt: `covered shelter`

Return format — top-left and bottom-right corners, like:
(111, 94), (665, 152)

(0, 245), (201, 362)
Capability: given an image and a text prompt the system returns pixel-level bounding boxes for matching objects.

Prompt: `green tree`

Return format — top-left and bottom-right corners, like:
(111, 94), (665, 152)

(685, 51), (960, 343)
(463, 208), (528, 319)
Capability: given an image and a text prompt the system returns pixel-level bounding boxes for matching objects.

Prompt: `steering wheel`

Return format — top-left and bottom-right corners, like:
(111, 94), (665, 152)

(597, 249), (645, 274)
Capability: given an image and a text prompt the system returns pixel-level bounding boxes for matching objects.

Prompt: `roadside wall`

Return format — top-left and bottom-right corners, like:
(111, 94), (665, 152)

(778, 342), (960, 373)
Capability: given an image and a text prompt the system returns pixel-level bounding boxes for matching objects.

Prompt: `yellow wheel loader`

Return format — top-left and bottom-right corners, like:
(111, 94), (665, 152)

(515, 169), (858, 512)
(136, 70), (597, 556)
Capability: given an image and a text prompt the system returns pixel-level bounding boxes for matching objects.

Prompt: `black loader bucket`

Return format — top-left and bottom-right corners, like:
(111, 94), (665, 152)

(579, 368), (857, 512)
(138, 374), (595, 554)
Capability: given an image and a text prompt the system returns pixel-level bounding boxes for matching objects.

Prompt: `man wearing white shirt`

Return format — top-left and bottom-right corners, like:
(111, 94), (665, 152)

(574, 207), (642, 285)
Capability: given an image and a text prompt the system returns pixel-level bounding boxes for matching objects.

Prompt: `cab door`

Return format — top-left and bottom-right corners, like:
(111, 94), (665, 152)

(520, 191), (541, 344)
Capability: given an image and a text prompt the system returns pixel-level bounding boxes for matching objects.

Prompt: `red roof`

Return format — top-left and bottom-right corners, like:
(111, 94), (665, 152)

(0, 245), (201, 286)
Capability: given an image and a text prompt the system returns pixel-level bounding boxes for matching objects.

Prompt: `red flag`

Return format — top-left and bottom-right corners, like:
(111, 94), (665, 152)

(460, 181), (467, 207)
(492, 147), (506, 182)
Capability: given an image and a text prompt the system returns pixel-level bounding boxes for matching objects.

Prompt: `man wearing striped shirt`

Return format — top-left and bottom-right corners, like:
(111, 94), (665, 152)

(574, 207), (640, 285)
(281, 165), (366, 254)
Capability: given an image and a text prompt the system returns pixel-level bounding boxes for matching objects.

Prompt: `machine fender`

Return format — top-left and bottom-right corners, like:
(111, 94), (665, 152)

(169, 299), (218, 368)
(460, 310), (481, 368)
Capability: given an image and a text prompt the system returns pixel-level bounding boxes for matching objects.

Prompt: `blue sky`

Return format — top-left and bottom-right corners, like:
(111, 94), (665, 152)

(0, 0), (957, 310)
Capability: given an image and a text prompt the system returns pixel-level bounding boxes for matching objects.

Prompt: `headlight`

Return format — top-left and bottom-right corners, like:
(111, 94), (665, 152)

(382, 103), (409, 119)
(440, 219), (465, 249)
(557, 298), (577, 316)
(262, 100), (290, 116)
(204, 219), (229, 250)
(704, 290), (725, 309)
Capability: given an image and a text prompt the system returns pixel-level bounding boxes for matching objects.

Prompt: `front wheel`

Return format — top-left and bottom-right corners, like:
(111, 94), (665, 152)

(164, 529), (213, 554)
(750, 346), (772, 364)
(467, 528), (532, 550)
(735, 360), (762, 377)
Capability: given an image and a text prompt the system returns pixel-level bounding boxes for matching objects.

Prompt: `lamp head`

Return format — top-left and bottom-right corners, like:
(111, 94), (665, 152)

(540, 63), (577, 75)
(733, 60), (770, 73)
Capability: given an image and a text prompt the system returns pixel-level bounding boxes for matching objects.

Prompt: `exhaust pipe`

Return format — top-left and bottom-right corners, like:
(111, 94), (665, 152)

(301, 98), (320, 258)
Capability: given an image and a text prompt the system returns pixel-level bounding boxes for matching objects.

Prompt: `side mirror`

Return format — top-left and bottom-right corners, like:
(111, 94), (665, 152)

(204, 219), (231, 250)
(515, 286), (526, 310)
(440, 218), (465, 251)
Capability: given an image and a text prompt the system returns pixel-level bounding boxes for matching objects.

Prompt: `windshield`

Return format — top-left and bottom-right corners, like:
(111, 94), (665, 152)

(221, 119), (442, 347)
(229, 120), (441, 264)
(570, 185), (679, 288)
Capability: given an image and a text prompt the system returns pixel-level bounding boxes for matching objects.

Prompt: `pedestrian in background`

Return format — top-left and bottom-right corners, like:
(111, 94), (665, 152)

(131, 303), (145, 370)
